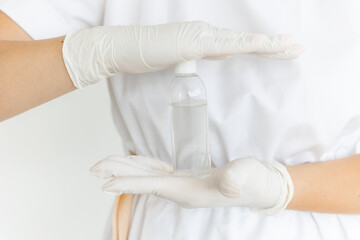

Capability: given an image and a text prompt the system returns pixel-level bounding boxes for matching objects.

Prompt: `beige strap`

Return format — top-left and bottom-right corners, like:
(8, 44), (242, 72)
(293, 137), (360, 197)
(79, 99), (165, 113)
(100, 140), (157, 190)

(112, 151), (136, 240)
(112, 194), (134, 240)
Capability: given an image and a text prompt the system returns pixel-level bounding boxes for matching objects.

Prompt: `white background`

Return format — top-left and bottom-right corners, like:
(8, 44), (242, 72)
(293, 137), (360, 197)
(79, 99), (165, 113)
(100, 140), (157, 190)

(0, 81), (124, 240)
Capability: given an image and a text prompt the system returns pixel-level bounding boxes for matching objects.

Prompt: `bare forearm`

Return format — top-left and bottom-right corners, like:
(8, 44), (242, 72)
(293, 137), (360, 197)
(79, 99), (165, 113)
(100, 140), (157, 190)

(0, 37), (75, 121)
(286, 154), (360, 213)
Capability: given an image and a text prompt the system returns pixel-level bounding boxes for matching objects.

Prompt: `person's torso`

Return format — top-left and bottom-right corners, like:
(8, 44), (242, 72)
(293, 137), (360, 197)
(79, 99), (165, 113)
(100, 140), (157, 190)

(104, 1), (360, 239)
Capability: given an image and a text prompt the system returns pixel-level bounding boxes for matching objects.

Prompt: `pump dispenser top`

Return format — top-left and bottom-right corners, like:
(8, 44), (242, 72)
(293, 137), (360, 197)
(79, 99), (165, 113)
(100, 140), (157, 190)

(175, 60), (197, 74)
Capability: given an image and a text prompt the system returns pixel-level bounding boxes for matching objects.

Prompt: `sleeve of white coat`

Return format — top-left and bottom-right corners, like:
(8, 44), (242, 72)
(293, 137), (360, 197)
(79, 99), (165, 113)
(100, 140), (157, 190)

(0, 0), (105, 40)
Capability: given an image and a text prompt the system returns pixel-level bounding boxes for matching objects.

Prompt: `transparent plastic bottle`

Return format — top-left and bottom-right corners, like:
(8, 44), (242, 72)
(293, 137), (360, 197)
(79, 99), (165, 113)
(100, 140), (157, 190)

(169, 61), (211, 176)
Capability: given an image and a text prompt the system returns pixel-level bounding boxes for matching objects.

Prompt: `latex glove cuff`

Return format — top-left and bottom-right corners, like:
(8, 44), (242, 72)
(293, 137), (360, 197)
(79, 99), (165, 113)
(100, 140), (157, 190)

(255, 162), (294, 215)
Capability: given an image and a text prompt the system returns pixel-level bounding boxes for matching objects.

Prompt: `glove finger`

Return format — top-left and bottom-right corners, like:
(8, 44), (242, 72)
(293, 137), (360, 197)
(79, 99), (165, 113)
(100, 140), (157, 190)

(102, 176), (170, 195)
(201, 33), (297, 58)
(90, 155), (173, 179)
(251, 44), (305, 60)
(212, 28), (295, 54)
(252, 34), (296, 54)
(201, 34), (267, 58)
(212, 27), (250, 40)
(102, 176), (197, 199)
(102, 175), (225, 208)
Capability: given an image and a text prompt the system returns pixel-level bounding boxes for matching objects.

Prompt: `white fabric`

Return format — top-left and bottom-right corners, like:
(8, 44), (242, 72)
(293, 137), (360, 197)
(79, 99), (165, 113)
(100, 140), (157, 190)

(2, 0), (360, 239)
(91, 155), (293, 215)
(0, 0), (103, 39)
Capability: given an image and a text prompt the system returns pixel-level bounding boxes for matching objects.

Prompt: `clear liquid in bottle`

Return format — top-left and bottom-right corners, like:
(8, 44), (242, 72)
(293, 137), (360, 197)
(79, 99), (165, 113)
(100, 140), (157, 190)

(169, 61), (211, 176)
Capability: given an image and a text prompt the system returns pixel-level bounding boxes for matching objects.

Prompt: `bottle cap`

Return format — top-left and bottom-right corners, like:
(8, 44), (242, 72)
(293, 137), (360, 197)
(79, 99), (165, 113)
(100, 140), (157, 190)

(175, 60), (197, 74)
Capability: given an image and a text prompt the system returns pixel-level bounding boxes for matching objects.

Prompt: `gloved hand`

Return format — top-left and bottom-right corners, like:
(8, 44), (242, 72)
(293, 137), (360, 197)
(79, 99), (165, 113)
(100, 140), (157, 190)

(90, 155), (294, 215)
(62, 21), (304, 89)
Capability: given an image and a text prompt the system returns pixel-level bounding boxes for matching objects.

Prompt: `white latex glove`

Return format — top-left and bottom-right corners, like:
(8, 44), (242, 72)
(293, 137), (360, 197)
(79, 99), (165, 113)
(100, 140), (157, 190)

(62, 21), (304, 89)
(90, 155), (294, 215)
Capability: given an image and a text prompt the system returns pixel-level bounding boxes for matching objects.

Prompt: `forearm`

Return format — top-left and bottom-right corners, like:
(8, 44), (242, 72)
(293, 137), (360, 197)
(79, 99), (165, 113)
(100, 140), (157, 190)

(0, 37), (75, 121)
(286, 154), (360, 213)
